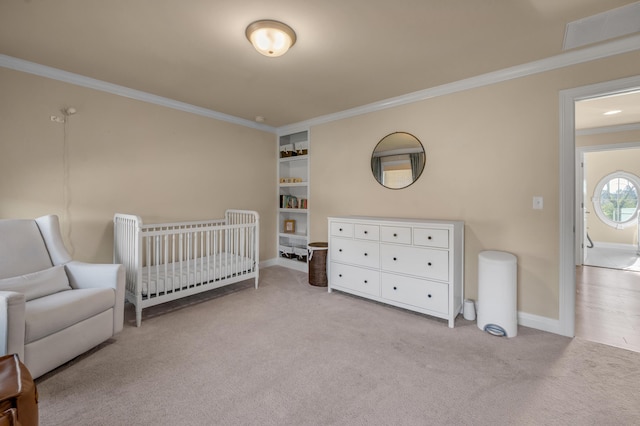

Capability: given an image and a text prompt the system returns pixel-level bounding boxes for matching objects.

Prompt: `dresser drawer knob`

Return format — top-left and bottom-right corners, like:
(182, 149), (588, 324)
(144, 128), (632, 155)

(339, 228), (343, 231)
(393, 257), (397, 261)
(339, 249), (342, 252)
(428, 236), (432, 240)
(393, 233), (397, 237)
(393, 286), (397, 290)
(428, 294), (432, 298)
(364, 280), (368, 284)
(339, 274), (342, 277)
(428, 262), (432, 266)
(364, 253), (368, 256)
(364, 230), (368, 234)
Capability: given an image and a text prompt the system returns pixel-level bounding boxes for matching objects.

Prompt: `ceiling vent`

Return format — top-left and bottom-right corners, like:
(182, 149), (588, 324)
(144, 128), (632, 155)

(563, 1), (640, 50)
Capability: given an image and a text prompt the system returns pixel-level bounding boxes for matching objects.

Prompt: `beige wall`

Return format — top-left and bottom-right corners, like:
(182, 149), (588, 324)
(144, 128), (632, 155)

(0, 67), (276, 263)
(2, 50), (639, 323)
(309, 51), (640, 320)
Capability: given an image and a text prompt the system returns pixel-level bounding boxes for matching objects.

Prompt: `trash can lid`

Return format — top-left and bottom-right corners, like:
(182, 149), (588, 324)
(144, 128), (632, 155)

(308, 242), (328, 250)
(479, 250), (516, 263)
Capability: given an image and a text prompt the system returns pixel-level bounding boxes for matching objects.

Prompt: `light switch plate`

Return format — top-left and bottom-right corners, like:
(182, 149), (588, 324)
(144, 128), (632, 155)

(533, 196), (543, 210)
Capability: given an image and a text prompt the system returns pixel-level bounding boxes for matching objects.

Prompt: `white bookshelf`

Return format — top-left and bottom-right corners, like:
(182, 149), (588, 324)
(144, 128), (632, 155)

(277, 130), (310, 272)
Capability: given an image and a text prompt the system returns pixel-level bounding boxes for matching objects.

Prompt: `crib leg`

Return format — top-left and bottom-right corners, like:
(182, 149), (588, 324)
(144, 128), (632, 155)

(254, 275), (259, 289)
(136, 307), (142, 327)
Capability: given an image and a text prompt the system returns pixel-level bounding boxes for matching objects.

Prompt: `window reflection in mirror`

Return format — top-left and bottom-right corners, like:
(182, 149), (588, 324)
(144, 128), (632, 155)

(371, 132), (425, 189)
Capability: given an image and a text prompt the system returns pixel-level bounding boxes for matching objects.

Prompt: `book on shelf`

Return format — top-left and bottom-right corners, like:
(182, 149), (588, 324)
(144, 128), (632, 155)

(279, 195), (308, 210)
(280, 195), (298, 209)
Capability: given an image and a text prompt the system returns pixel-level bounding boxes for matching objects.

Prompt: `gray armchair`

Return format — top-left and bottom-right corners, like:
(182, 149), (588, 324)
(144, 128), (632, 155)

(0, 215), (124, 378)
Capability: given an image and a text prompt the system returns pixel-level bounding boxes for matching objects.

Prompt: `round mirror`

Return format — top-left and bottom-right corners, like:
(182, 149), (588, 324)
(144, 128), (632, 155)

(371, 132), (425, 189)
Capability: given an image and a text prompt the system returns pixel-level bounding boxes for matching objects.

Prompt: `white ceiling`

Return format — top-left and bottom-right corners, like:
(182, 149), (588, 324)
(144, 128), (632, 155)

(575, 90), (640, 130)
(0, 0), (638, 128)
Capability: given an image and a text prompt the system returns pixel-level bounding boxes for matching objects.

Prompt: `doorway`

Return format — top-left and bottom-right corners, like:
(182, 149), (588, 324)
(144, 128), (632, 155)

(575, 144), (640, 352)
(558, 75), (640, 340)
(571, 88), (640, 352)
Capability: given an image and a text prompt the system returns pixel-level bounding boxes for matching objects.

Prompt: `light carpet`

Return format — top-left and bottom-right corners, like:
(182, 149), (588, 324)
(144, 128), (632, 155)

(36, 266), (640, 425)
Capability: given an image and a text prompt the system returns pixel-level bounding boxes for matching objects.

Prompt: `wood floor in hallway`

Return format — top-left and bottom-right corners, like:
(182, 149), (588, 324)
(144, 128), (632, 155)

(576, 265), (640, 353)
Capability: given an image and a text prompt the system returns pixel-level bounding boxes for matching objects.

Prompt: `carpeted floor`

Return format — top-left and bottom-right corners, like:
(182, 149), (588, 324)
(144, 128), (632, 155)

(35, 266), (640, 425)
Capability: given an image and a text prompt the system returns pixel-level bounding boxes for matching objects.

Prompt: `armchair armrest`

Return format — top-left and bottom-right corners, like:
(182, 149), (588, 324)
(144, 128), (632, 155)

(0, 291), (26, 359)
(65, 261), (123, 290)
(64, 261), (125, 334)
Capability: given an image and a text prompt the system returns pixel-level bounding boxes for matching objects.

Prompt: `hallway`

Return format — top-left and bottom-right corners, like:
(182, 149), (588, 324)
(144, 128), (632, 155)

(576, 265), (640, 353)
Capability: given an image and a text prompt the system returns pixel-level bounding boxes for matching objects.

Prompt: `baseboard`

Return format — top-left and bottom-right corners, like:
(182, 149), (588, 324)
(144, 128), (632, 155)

(259, 260), (568, 336)
(518, 311), (564, 336)
(260, 258), (279, 268)
(590, 241), (637, 251)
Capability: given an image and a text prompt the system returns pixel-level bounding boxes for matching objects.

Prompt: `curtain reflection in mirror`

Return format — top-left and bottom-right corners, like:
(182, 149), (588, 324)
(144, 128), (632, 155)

(371, 132), (425, 189)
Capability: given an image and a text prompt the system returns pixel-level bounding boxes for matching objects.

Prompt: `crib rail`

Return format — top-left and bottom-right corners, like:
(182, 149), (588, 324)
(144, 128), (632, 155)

(114, 211), (260, 326)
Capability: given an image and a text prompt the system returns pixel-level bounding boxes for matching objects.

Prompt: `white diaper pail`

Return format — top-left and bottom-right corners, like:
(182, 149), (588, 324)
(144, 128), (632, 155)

(477, 250), (518, 337)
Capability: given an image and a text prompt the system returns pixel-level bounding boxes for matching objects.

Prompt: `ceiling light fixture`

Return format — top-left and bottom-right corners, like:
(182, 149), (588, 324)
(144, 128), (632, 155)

(603, 109), (622, 115)
(245, 20), (296, 57)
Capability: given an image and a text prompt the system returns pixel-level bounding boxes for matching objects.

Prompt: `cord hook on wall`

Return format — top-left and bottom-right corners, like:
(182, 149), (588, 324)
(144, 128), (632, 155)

(50, 106), (77, 123)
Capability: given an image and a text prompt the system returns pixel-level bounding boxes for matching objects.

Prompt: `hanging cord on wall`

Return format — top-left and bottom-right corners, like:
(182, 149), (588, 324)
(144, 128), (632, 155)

(62, 107), (77, 256)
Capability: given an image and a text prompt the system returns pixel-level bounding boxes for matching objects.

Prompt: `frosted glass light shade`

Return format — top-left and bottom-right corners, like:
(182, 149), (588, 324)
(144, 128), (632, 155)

(246, 20), (296, 57)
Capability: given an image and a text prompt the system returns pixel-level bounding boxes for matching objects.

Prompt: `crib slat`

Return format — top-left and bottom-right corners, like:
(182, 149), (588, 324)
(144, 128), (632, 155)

(114, 211), (260, 327)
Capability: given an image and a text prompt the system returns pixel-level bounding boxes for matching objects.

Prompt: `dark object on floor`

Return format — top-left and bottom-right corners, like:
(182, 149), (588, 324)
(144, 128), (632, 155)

(0, 354), (38, 426)
(308, 242), (328, 287)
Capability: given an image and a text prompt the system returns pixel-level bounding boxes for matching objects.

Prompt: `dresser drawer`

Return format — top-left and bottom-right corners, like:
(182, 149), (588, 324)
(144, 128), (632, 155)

(330, 222), (354, 238)
(381, 273), (448, 314)
(330, 239), (380, 269)
(380, 226), (411, 244)
(354, 224), (380, 241)
(414, 228), (449, 249)
(380, 244), (449, 281)
(330, 262), (380, 297)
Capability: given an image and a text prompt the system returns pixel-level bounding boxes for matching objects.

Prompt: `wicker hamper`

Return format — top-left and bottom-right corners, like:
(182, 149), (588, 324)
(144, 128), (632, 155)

(307, 242), (328, 286)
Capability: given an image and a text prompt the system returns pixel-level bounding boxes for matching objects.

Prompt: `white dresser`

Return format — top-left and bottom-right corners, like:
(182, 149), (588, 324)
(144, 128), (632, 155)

(327, 216), (464, 327)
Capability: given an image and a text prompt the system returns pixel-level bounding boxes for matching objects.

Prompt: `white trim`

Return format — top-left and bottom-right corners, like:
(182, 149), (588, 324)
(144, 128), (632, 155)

(579, 141), (640, 152)
(589, 241), (638, 251)
(275, 257), (308, 272)
(260, 258), (279, 269)
(281, 34), (640, 132)
(560, 74), (640, 338)
(0, 54), (277, 134)
(518, 311), (562, 335)
(3, 34), (639, 135)
(576, 122), (640, 136)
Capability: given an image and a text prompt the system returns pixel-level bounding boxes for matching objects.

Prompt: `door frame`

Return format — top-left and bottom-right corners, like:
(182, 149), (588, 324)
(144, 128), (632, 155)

(559, 75), (640, 337)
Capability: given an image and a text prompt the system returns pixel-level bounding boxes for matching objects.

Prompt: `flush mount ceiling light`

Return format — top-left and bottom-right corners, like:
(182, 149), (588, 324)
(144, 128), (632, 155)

(245, 20), (296, 57)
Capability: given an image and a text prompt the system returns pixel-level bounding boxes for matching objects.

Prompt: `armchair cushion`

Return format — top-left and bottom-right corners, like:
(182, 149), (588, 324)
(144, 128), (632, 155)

(0, 220), (52, 279)
(25, 288), (115, 343)
(0, 265), (71, 302)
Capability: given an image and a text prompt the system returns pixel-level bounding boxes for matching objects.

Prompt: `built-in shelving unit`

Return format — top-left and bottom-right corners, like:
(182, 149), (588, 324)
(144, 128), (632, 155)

(277, 130), (309, 272)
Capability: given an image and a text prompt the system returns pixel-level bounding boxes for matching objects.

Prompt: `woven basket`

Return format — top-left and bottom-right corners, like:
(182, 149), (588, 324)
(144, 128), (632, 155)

(308, 242), (328, 287)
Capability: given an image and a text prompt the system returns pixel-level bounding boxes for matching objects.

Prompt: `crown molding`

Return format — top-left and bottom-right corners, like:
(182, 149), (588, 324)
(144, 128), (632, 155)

(0, 54), (276, 134)
(279, 33), (640, 134)
(2, 33), (640, 136)
(576, 122), (640, 136)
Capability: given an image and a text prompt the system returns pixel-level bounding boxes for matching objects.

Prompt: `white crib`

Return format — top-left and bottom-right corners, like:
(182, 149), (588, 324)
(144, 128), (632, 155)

(114, 210), (259, 326)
